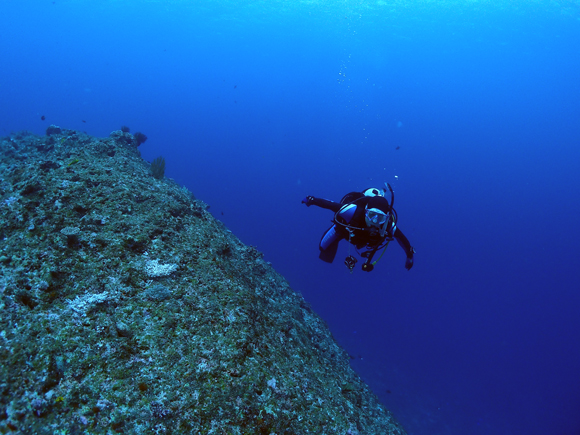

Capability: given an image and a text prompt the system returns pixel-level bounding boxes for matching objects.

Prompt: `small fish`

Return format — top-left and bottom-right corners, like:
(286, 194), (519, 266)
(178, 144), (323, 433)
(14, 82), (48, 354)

(396, 146), (400, 150)
(41, 115), (46, 121)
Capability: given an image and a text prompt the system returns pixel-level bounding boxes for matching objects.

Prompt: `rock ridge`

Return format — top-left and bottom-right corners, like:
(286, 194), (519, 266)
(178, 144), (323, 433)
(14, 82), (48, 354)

(0, 128), (406, 434)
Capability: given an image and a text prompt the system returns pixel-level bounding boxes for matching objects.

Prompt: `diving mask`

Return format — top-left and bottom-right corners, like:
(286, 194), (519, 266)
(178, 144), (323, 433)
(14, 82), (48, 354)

(365, 208), (388, 227)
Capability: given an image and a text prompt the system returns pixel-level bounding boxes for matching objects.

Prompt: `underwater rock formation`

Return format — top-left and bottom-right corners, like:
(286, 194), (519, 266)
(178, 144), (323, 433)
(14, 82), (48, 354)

(0, 128), (406, 434)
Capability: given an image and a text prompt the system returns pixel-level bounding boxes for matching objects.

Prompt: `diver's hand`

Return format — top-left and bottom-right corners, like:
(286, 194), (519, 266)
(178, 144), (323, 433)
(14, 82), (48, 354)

(405, 256), (414, 270)
(302, 196), (315, 206)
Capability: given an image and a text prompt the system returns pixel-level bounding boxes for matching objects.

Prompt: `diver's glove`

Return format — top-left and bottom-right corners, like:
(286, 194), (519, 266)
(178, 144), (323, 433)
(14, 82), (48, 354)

(301, 196), (315, 207)
(405, 247), (416, 270)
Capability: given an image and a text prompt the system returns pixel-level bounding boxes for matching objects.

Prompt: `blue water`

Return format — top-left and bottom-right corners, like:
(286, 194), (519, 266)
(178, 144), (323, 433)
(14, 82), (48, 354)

(2, 1), (580, 434)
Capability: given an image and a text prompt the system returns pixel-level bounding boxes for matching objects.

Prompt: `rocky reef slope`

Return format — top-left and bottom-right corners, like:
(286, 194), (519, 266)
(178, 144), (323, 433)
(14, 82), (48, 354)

(0, 128), (406, 434)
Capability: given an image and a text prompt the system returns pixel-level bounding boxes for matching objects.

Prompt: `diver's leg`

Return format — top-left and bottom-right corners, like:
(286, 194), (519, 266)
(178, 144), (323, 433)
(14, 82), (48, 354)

(319, 225), (341, 263)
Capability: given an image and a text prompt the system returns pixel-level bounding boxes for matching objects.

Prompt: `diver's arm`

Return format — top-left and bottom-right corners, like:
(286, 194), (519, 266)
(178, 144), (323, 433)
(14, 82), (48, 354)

(394, 228), (415, 270)
(394, 227), (415, 258)
(302, 196), (342, 213)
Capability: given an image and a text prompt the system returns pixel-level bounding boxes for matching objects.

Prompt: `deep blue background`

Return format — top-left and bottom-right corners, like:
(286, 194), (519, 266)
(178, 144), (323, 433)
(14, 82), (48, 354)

(2, 1), (580, 434)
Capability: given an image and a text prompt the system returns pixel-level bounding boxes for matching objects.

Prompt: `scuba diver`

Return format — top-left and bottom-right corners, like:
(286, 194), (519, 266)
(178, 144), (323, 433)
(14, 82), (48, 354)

(302, 183), (415, 272)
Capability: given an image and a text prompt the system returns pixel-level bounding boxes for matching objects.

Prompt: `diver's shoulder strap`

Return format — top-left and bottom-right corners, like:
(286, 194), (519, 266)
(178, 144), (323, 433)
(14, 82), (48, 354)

(337, 203), (357, 223)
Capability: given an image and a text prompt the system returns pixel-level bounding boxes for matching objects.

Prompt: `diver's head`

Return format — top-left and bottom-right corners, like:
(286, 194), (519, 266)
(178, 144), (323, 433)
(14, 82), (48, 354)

(363, 187), (385, 197)
(365, 196), (391, 230)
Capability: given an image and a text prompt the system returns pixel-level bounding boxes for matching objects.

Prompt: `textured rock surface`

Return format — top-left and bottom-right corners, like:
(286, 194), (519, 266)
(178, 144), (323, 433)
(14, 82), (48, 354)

(0, 128), (407, 434)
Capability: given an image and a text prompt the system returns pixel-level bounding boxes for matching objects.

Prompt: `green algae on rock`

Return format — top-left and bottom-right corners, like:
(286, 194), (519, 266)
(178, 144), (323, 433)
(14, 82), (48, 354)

(0, 128), (407, 434)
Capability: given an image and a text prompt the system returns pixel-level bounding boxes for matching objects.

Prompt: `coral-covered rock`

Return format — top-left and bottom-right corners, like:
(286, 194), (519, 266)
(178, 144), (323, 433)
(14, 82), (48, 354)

(0, 129), (406, 434)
